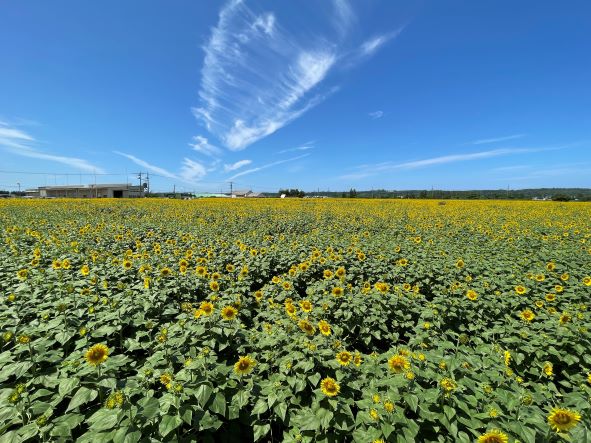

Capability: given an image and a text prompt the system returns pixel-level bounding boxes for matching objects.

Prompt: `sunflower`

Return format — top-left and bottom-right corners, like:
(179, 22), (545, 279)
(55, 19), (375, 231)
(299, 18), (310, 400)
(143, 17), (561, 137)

(300, 300), (312, 313)
(85, 343), (109, 366)
(559, 312), (572, 325)
(546, 262), (556, 271)
(535, 274), (545, 282)
(336, 351), (352, 366)
(318, 320), (331, 336)
(477, 429), (509, 443)
(234, 356), (256, 376)
(455, 259), (464, 269)
(369, 408), (380, 421)
(353, 352), (363, 366)
(466, 290), (478, 301)
(160, 267), (172, 276)
(515, 285), (527, 295)
(200, 301), (214, 316)
(384, 400), (395, 412)
(320, 377), (340, 397)
(221, 306), (238, 321)
(285, 303), (297, 316)
(388, 355), (410, 373)
(543, 362), (554, 377)
(209, 281), (220, 291)
(323, 269), (333, 279)
(336, 267), (346, 278)
(195, 266), (207, 276)
(332, 287), (344, 297)
(17, 269), (28, 279)
(546, 293), (556, 302)
(519, 309), (535, 322)
(282, 282), (292, 291)
(298, 319), (315, 335)
(547, 407), (581, 433)
(583, 276), (591, 286)
(80, 265), (90, 276)
(439, 378), (457, 393)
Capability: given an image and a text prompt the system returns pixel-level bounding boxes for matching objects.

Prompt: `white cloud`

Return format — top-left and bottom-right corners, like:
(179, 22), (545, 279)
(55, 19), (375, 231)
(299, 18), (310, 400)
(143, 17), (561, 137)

(194, 1), (394, 152)
(472, 134), (525, 145)
(189, 135), (222, 157)
(332, 0), (354, 36)
(278, 144), (315, 154)
(340, 147), (560, 180)
(228, 153), (310, 180)
(224, 159), (252, 172)
(179, 158), (207, 182)
(0, 122), (105, 173)
(115, 151), (208, 185)
(360, 29), (404, 56)
(114, 151), (177, 179)
(369, 111), (384, 119)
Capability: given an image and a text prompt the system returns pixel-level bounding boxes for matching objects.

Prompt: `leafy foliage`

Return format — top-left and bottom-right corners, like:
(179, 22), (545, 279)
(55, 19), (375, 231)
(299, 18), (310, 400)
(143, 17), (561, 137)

(0, 198), (590, 442)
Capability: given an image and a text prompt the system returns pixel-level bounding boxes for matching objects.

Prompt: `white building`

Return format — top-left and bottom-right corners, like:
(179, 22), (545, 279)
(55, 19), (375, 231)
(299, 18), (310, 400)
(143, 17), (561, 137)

(31, 184), (143, 198)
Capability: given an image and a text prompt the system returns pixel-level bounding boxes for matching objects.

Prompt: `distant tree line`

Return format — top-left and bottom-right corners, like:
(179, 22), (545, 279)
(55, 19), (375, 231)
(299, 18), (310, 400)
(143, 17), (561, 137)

(278, 189), (306, 198)
(263, 188), (591, 201)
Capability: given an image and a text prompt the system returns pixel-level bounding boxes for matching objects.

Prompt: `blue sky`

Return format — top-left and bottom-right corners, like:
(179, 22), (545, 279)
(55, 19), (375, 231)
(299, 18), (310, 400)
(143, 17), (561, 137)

(1, 0), (590, 193)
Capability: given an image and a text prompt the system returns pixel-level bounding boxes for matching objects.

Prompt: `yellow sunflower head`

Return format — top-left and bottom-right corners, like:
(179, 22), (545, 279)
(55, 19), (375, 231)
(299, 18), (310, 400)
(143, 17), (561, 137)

(388, 355), (410, 373)
(221, 305), (238, 321)
(477, 429), (509, 443)
(234, 356), (256, 376)
(85, 343), (109, 366)
(320, 377), (340, 397)
(336, 351), (352, 366)
(547, 407), (581, 433)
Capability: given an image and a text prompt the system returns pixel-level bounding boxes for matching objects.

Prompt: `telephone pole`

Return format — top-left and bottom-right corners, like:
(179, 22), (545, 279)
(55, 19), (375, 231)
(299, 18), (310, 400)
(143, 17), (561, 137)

(138, 172), (143, 197)
(228, 181), (234, 197)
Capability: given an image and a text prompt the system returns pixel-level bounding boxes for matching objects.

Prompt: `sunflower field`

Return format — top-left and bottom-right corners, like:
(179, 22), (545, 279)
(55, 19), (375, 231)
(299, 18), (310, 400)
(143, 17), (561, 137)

(1, 198), (590, 443)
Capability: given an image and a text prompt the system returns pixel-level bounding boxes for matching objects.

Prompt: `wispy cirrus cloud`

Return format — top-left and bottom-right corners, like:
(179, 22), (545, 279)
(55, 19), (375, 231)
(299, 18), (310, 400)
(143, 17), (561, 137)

(114, 151), (177, 179)
(227, 153), (310, 180)
(114, 151), (208, 184)
(0, 122), (105, 173)
(189, 135), (222, 157)
(359, 29), (404, 57)
(278, 144), (315, 154)
(369, 110), (384, 119)
(194, 0), (402, 151)
(471, 134), (525, 145)
(340, 147), (562, 180)
(224, 159), (252, 172)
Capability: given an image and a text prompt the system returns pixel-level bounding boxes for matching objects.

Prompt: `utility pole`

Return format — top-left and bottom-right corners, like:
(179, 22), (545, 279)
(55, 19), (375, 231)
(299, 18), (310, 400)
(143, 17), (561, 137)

(228, 181), (234, 197)
(17, 182), (20, 194)
(138, 172), (143, 198)
(173, 184), (176, 198)
(146, 172), (150, 196)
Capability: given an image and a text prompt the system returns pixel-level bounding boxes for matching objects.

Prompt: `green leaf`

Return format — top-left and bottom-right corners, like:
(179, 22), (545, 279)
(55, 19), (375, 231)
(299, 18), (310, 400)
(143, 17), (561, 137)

(195, 384), (213, 407)
(404, 394), (419, 412)
(58, 378), (79, 397)
(112, 427), (141, 443)
(88, 409), (119, 432)
(253, 423), (271, 442)
(67, 387), (98, 411)
(252, 399), (268, 415)
(139, 397), (160, 420)
(274, 402), (288, 422)
(210, 393), (226, 417)
(159, 414), (183, 438)
(299, 413), (321, 431)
